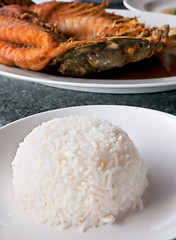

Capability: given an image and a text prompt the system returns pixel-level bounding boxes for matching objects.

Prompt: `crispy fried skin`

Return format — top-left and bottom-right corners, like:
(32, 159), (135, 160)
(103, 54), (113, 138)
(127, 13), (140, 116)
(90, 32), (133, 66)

(0, 5), (67, 43)
(0, 14), (59, 48)
(29, 1), (153, 40)
(0, 5), (80, 71)
(0, 13), (64, 70)
(0, 1), (170, 76)
(0, 0), (34, 7)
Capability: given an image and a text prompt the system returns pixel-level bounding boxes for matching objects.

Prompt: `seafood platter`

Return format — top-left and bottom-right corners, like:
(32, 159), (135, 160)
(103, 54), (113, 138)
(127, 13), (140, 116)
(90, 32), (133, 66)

(0, 0), (176, 93)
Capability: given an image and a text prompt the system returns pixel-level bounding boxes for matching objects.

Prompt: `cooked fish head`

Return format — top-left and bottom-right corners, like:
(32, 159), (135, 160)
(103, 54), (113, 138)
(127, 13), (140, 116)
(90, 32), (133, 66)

(53, 36), (163, 77)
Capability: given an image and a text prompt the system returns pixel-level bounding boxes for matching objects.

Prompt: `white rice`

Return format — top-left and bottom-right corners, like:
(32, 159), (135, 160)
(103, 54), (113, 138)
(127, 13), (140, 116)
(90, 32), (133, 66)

(12, 115), (148, 232)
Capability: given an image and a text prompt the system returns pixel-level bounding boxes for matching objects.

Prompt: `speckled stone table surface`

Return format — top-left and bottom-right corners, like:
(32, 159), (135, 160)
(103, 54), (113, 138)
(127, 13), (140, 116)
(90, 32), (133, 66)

(0, 76), (176, 127)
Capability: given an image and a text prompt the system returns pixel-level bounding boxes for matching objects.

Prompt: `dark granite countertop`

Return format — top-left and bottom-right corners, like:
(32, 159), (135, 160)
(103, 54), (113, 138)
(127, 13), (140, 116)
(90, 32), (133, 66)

(0, 76), (176, 127)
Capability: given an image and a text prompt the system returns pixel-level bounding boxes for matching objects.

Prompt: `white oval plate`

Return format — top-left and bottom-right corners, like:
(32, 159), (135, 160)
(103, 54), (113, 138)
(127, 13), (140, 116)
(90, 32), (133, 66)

(0, 8), (176, 93)
(123, 0), (176, 13)
(0, 105), (176, 240)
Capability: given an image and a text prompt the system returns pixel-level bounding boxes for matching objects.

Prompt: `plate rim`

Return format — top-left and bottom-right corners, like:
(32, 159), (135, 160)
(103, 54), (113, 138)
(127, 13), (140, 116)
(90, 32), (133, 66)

(123, 0), (176, 12)
(123, 0), (148, 11)
(1, 105), (176, 131)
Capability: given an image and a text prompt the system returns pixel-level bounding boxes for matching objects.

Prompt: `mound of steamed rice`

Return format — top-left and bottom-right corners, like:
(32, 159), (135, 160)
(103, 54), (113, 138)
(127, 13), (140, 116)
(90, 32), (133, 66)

(12, 115), (148, 232)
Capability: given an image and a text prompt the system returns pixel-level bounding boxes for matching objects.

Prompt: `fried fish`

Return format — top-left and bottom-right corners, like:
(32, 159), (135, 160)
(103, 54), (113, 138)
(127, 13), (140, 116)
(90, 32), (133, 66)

(0, 1), (170, 77)
(0, 0), (34, 7)
(29, 1), (153, 40)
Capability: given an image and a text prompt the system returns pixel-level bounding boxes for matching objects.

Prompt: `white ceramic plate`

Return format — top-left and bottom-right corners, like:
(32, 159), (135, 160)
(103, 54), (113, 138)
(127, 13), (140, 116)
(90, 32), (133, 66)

(0, 9), (176, 93)
(123, 0), (176, 13)
(0, 105), (176, 240)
